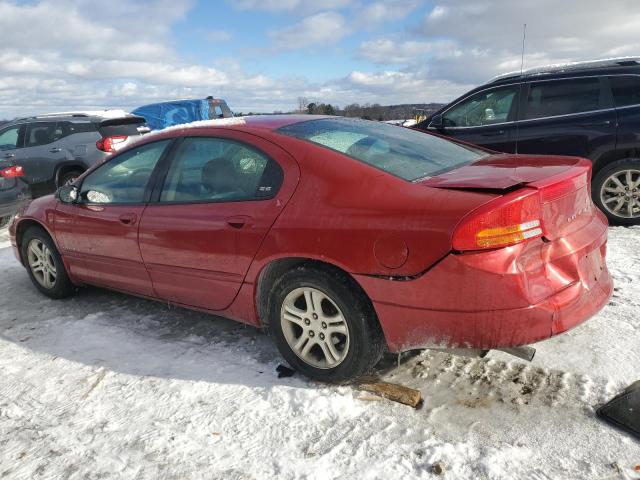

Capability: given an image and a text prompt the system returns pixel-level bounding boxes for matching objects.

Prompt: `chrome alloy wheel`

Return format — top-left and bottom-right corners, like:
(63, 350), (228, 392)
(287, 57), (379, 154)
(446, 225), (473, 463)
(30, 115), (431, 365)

(280, 287), (350, 369)
(600, 169), (640, 219)
(27, 239), (57, 289)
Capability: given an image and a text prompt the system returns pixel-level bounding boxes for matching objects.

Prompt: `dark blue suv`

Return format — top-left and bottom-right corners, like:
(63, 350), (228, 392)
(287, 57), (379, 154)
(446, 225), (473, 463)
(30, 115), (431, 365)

(415, 58), (640, 225)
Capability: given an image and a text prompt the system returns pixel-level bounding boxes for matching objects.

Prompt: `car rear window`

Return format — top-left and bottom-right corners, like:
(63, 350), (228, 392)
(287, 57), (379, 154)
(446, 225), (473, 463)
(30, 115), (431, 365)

(98, 118), (147, 138)
(278, 118), (487, 181)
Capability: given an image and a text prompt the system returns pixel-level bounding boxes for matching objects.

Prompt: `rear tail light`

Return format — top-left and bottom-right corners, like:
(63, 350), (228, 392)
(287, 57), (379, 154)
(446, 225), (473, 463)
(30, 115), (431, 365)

(538, 171), (590, 202)
(453, 189), (544, 251)
(0, 165), (24, 178)
(96, 135), (128, 153)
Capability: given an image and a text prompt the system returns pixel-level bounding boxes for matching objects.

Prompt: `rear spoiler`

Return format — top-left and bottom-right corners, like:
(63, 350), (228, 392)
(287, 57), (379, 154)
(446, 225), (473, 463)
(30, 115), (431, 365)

(99, 115), (147, 127)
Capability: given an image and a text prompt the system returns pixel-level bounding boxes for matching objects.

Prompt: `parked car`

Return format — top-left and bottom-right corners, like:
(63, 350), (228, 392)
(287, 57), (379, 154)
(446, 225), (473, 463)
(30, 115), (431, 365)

(9, 116), (612, 381)
(131, 97), (233, 131)
(0, 162), (30, 228)
(414, 57), (640, 225)
(0, 112), (148, 198)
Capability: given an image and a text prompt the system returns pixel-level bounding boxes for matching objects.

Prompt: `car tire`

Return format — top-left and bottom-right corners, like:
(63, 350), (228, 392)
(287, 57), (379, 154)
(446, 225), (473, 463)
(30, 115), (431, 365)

(57, 170), (83, 188)
(21, 226), (75, 299)
(268, 265), (385, 382)
(592, 158), (640, 226)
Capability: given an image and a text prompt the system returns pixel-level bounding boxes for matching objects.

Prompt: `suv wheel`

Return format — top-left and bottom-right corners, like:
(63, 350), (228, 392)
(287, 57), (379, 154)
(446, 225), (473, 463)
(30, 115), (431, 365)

(268, 265), (384, 382)
(57, 170), (83, 188)
(593, 159), (640, 225)
(21, 226), (75, 299)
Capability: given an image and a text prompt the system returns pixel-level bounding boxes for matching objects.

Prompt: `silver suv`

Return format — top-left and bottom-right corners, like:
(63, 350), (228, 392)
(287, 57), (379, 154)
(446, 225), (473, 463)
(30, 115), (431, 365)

(0, 111), (148, 198)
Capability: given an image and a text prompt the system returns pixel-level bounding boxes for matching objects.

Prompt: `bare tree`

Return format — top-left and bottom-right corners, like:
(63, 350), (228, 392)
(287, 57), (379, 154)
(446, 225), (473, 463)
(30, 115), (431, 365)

(297, 97), (309, 114)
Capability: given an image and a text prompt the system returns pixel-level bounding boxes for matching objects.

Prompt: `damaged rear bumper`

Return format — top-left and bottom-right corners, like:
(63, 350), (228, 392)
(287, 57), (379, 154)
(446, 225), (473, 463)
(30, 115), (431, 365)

(355, 214), (612, 353)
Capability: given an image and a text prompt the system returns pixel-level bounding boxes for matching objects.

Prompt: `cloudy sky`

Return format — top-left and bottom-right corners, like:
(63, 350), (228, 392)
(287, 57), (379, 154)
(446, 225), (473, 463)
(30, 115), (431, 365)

(0, 0), (638, 118)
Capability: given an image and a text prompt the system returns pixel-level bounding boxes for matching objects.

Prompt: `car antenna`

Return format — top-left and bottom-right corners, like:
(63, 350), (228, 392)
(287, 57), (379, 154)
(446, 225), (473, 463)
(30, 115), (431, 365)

(520, 23), (527, 76)
(515, 23), (527, 155)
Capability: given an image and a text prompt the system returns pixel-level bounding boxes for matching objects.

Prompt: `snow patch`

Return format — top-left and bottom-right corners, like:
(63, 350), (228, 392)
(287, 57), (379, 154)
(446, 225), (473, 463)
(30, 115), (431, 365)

(0, 226), (639, 479)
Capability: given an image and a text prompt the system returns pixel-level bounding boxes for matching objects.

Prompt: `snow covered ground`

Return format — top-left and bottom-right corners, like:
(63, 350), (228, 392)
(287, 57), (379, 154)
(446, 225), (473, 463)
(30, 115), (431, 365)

(0, 226), (638, 479)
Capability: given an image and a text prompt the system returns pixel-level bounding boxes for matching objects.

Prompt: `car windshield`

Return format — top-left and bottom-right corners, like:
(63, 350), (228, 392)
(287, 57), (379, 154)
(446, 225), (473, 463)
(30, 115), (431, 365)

(278, 117), (488, 181)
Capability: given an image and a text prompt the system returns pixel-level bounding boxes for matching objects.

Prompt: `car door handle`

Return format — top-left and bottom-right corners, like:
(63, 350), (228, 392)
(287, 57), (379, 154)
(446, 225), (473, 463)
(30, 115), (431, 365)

(226, 215), (251, 229)
(4, 153), (15, 159)
(49, 147), (62, 153)
(481, 130), (505, 136)
(118, 213), (138, 226)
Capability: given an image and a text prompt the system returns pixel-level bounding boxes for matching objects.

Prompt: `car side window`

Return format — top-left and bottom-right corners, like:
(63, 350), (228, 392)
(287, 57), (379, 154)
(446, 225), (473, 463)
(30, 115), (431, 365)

(443, 86), (518, 127)
(24, 122), (59, 148)
(610, 75), (640, 107)
(0, 126), (21, 151)
(80, 140), (171, 204)
(523, 78), (604, 120)
(55, 121), (96, 140)
(160, 137), (283, 203)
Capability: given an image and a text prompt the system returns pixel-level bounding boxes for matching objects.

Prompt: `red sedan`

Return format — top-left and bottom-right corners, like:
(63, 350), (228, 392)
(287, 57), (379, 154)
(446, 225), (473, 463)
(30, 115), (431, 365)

(9, 115), (612, 381)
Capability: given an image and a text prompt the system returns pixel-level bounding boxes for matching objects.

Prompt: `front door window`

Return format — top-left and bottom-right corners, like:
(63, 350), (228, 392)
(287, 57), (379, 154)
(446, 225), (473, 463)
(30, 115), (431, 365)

(0, 126), (20, 151)
(443, 86), (518, 127)
(79, 140), (171, 204)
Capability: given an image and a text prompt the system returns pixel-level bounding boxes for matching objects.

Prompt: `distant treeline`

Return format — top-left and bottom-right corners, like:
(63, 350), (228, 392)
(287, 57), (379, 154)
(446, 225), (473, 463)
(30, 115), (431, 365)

(235, 101), (445, 121)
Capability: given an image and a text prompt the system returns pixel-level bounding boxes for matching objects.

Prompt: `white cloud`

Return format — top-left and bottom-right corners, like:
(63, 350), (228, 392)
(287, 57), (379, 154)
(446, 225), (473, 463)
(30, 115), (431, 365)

(357, 0), (421, 25)
(357, 38), (461, 64)
(269, 12), (350, 49)
(227, 0), (352, 13)
(417, 0), (640, 83)
(1, 0), (639, 118)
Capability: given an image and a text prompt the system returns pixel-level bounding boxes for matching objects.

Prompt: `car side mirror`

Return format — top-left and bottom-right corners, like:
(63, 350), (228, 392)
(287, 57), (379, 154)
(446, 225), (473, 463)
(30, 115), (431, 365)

(428, 114), (444, 130)
(57, 185), (78, 204)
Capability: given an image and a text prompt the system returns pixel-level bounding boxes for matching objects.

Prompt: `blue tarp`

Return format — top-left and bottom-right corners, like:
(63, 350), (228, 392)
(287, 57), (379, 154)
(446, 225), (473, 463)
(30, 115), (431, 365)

(131, 98), (232, 130)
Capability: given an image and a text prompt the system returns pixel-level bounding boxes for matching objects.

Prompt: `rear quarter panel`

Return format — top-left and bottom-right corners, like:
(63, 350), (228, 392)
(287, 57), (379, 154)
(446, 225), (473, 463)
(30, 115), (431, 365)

(245, 134), (496, 279)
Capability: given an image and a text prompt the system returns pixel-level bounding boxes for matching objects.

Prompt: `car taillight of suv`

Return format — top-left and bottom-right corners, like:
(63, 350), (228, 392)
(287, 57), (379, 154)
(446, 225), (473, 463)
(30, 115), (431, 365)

(96, 135), (128, 153)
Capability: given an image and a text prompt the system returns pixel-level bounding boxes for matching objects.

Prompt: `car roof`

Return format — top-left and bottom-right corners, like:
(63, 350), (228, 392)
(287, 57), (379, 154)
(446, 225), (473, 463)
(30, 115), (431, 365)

(487, 57), (640, 85)
(9, 110), (145, 125)
(135, 115), (332, 139)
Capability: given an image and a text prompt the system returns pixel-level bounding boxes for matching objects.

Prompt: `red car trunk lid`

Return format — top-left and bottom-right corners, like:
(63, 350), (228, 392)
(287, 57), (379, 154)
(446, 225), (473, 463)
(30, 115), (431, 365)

(420, 154), (597, 241)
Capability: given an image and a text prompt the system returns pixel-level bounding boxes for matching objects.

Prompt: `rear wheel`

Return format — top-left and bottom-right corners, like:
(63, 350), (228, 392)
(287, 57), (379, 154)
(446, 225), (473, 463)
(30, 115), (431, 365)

(593, 158), (640, 226)
(268, 265), (384, 382)
(57, 169), (83, 188)
(21, 227), (75, 299)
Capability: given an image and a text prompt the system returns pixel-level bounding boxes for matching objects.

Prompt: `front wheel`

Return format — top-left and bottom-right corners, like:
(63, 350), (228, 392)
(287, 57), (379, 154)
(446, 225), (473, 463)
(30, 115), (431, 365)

(21, 227), (75, 299)
(593, 158), (640, 225)
(268, 265), (384, 382)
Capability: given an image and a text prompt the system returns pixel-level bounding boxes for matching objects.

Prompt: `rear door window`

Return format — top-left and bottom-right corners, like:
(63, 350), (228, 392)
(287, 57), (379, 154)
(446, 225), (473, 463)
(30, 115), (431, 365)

(25, 122), (58, 147)
(443, 85), (518, 127)
(523, 77), (606, 120)
(55, 121), (96, 140)
(159, 137), (282, 203)
(610, 75), (640, 107)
